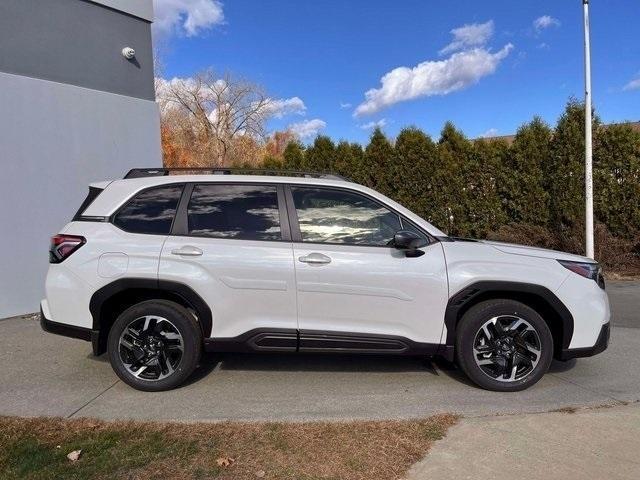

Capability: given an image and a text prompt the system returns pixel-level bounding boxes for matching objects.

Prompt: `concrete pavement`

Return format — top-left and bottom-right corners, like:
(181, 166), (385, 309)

(608, 280), (640, 328)
(406, 403), (640, 480)
(0, 281), (638, 422)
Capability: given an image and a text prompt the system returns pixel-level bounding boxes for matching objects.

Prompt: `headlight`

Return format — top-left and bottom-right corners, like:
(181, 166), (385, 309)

(557, 260), (605, 289)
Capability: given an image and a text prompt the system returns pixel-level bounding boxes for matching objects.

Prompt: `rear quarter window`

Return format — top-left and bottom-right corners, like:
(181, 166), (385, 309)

(72, 186), (104, 220)
(113, 184), (184, 235)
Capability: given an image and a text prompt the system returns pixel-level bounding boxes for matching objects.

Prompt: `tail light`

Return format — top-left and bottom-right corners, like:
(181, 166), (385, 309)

(49, 234), (86, 263)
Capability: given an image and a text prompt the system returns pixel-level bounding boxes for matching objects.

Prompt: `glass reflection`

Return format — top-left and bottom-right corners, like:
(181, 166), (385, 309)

(188, 184), (281, 241)
(291, 187), (401, 245)
(114, 185), (183, 234)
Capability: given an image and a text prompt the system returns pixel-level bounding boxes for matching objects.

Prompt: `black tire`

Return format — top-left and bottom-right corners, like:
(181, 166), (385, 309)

(455, 299), (553, 392)
(107, 300), (202, 392)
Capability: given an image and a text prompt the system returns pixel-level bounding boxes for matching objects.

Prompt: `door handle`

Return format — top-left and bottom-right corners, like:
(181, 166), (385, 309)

(171, 246), (203, 257)
(298, 253), (331, 265)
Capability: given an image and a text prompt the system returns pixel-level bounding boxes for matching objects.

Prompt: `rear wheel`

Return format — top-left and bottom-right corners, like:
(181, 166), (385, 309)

(455, 299), (553, 392)
(107, 300), (202, 391)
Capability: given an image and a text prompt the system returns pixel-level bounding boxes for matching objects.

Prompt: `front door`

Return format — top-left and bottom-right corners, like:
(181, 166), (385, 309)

(159, 183), (297, 348)
(287, 185), (448, 351)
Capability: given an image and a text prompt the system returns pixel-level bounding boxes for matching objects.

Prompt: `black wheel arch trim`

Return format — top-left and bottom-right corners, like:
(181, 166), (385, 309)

(89, 278), (213, 345)
(443, 281), (574, 358)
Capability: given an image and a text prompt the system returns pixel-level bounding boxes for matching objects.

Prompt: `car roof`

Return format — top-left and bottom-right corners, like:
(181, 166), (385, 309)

(122, 168), (349, 182)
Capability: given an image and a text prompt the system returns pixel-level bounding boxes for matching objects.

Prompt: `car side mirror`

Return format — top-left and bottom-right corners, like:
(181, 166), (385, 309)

(393, 230), (428, 257)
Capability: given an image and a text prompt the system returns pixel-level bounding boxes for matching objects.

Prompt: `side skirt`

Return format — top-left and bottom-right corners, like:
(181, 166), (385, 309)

(204, 329), (298, 353)
(204, 328), (441, 356)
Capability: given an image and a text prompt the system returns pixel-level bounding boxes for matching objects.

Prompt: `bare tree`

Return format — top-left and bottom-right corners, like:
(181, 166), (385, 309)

(157, 70), (273, 166)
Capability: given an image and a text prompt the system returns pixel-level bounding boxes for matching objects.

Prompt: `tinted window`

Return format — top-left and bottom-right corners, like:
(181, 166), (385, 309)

(113, 185), (183, 234)
(291, 187), (401, 246)
(187, 184), (281, 241)
(73, 186), (103, 220)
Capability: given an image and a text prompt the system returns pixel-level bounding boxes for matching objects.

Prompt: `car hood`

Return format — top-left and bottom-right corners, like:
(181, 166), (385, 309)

(478, 239), (595, 263)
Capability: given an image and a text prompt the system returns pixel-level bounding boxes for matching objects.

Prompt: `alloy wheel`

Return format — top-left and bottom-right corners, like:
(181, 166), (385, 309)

(118, 315), (184, 381)
(473, 315), (542, 382)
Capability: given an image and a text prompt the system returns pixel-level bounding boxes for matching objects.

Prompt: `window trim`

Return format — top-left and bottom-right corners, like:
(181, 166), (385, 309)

(107, 180), (435, 246)
(73, 186), (104, 221)
(171, 183), (194, 235)
(110, 183), (186, 236)
(284, 184), (436, 248)
(171, 182), (292, 242)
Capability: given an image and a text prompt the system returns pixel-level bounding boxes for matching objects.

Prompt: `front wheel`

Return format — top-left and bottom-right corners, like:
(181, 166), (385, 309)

(455, 299), (553, 392)
(107, 300), (202, 391)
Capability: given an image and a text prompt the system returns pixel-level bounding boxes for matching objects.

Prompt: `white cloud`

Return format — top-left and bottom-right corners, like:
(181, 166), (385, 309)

(262, 97), (306, 118)
(354, 44), (513, 117)
(153, 0), (224, 37)
(439, 21), (494, 55)
(287, 119), (327, 139)
(360, 119), (387, 130)
(340, 102), (352, 109)
(623, 75), (640, 91)
(533, 15), (561, 32)
(480, 128), (499, 138)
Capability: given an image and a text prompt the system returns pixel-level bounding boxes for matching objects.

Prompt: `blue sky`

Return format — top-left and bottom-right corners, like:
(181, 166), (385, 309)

(154, 0), (640, 144)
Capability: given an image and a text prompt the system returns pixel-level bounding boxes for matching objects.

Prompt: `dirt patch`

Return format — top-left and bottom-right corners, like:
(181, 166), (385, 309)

(549, 406), (580, 414)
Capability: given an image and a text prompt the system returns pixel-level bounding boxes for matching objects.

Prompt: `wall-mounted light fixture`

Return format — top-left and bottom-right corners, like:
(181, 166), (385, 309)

(122, 47), (136, 60)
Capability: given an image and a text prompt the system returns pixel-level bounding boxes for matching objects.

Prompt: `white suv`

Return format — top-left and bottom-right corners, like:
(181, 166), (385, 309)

(41, 168), (610, 392)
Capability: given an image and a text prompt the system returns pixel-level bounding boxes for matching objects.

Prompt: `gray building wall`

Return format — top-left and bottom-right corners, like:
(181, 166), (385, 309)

(0, 0), (155, 100)
(0, 0), (160, 318)
(89, 0), (154, 22)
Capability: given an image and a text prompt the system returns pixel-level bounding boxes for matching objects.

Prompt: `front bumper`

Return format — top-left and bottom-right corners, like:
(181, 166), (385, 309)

(559, 322), (610, 361)
(40, 306), (101, 354)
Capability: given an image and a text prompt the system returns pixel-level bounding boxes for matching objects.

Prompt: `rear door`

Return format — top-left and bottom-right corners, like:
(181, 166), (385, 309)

(286, 185), (448, 351)
(159, 183), (298, 348)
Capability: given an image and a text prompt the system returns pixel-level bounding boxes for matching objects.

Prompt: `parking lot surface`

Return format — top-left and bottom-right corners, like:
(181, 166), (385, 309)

(0, 281), (638, 422)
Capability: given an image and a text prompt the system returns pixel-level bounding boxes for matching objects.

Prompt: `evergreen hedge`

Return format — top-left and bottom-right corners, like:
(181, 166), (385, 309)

(255, 100), (640, 271)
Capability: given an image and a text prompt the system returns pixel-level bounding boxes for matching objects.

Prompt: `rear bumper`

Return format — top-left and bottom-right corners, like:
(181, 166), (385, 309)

(40, 306), (100, 353)
(559, 322), (610, 361)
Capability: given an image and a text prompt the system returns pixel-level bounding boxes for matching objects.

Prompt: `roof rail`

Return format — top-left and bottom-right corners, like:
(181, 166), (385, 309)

(124, 167), (351, 182)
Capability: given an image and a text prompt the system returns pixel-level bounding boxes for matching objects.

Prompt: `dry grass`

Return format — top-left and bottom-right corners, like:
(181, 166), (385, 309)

(0, 414), (458, 480)
(605, 271), (640, 281)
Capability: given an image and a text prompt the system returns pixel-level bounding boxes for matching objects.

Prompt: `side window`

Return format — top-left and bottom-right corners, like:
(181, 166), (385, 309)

(187, 184), (281, 241)
(291, 187), (402, 246)
(400, 218), (430, 242)
(113, 184), (183, 234)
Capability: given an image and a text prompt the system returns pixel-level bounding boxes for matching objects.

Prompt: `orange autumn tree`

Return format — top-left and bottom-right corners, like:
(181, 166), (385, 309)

(157, 70), (275, 167)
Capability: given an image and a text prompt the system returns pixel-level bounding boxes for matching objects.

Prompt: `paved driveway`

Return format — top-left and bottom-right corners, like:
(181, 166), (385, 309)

(0, 282), (638, 422)
(407, 403), (640, 480)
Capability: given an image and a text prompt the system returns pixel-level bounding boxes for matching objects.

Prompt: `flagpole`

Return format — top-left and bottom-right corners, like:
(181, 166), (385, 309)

(583, 0), (594, 258)
(582, 0), (594, 258)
